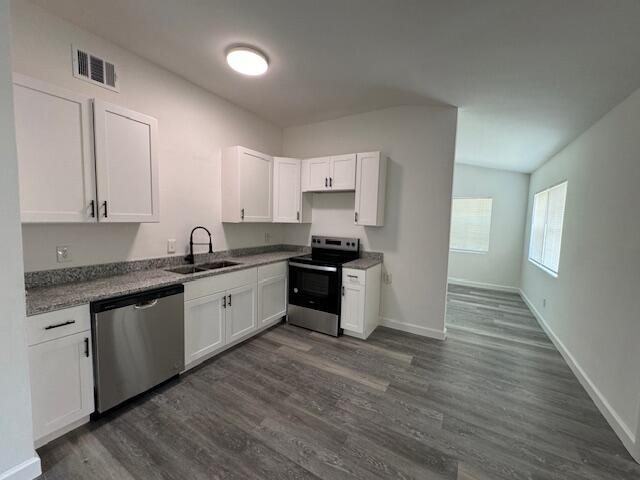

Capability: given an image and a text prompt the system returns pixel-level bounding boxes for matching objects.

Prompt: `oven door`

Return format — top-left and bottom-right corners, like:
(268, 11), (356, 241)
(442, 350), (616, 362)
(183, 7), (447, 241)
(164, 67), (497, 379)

(288, 262), (341, 314)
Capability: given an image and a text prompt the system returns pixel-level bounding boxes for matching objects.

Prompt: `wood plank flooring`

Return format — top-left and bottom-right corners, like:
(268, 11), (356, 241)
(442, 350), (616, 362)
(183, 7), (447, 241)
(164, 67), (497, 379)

(37, 285), (640, 479)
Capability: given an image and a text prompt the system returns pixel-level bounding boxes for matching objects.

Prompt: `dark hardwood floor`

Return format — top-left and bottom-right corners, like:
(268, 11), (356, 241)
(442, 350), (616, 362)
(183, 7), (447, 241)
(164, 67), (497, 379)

(37, 285), (640, 479)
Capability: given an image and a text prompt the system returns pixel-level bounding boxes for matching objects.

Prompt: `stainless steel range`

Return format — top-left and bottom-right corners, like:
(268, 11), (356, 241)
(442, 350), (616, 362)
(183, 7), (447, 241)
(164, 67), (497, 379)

(288, 236), (359, 336)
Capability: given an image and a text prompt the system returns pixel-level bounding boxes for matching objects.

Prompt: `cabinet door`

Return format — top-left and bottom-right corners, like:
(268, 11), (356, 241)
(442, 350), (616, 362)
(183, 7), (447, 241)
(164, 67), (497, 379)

(304, 157), (332, 191)
(239, 150), (273, 222)
(355, 152), (386, 226)
(226, 283), (257, 343)
(341, 283), (364, 333)
(258, 274), (287, 327)
(184, 292), (226, 367)
(273, 158), (301, 223)
(94, 100), (159, 223)
(29, 332), (94, 441)
(13, 75), (96, 223)
(330, 154), (356, 190)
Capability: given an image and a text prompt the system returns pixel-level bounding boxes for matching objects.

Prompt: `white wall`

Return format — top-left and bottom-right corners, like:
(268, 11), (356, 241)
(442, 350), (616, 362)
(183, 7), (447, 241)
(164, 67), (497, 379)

(520, 87), (640, 461)
(11, 1), (284, 272)
(0, 1), (40, 478)
(448, 164), (529, 291)
(282, 106), (458, 339)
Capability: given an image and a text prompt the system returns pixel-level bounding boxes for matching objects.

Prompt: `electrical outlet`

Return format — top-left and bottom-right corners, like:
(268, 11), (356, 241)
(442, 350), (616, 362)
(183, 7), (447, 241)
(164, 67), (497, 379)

(56, 246), (71, 263)
(167, 238), (176, 254)
(383, 272), (392, 284)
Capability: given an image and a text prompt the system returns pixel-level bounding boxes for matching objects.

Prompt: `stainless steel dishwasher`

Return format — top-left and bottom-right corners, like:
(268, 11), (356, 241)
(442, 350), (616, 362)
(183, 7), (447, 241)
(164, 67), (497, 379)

(91, 284), (184, 414)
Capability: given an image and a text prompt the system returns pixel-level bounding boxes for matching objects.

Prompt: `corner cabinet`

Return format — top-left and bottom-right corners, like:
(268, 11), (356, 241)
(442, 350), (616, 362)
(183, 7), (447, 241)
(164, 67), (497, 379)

(222, 146), (273, 223)
(13, 74), (159, 223)
(273, 157), (311, 223)
(341, 264), (382, 339)
(354, 152), (387, 227)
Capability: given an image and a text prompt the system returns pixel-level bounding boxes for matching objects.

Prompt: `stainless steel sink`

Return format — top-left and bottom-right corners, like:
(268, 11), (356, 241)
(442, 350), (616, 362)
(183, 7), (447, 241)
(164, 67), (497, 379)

(165, 265), (207, 275)
(197, 261), (240, 270)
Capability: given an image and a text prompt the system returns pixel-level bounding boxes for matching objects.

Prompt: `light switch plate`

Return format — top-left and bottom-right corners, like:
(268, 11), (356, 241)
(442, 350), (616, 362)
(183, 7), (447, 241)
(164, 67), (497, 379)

(167, 239), (176, 254)
(56, 246), (71, 263)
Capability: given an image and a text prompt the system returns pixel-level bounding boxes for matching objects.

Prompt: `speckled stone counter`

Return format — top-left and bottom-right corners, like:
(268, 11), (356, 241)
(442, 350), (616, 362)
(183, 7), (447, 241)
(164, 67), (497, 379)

(26, 250), (307, 316)
(343, 252), (383, 270)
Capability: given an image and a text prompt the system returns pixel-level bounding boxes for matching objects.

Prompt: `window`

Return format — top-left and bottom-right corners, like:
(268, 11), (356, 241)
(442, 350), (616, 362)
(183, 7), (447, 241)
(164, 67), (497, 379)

(529, 181), (567, 276)
(450, 197), (493, 253)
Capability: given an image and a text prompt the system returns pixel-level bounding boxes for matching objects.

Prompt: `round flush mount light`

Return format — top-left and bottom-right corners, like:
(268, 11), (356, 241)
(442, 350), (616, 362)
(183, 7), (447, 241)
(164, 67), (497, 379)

(226, 46), (269, 76)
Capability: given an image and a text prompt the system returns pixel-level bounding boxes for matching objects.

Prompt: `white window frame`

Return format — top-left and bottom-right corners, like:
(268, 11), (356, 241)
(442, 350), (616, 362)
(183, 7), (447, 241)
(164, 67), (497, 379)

(449, 196), (493, 254)
(528, 181), (568, 277)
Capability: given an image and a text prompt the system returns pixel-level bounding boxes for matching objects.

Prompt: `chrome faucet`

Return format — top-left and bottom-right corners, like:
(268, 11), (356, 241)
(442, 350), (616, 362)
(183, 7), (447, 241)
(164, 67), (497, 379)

(186, 226), (213, 264)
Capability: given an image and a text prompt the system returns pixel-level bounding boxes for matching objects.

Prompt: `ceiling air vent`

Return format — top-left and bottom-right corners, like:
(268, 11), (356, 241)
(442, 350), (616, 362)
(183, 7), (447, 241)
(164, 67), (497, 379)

(72, 46), (119, 92)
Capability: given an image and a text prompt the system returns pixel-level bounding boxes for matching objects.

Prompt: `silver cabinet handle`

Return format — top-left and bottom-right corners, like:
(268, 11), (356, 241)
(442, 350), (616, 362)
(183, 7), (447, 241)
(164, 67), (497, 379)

(133, 299), (158, 310)
(347, 274), (359, 279)
(296, 211), (300, 221)
(342, 286), (345, 296)
(325, 177), (328, 187)
(241, 208), (245, 220)
(223, 295), (227, 308)
(329, 177), (332, 187)
(354, 212), (358, 223)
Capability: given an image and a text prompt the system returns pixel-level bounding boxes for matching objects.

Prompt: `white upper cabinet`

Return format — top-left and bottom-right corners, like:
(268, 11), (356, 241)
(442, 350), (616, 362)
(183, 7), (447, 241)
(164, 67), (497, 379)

(222, 146), (273, 223)
(94, 101), (159, 223)
(13, 74), (97, 223)
(273, 157), (301, 223)
(355, 152), (387, 227)
(303, 156), (332, 191)
(13, 75), (159, 224)
(330, 154), (356, 190)
(302, 154), (356, 192)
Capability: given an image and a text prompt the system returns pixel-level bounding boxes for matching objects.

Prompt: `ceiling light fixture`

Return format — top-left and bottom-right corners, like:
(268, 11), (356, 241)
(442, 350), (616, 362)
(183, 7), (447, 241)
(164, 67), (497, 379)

(226, 46), (269, 76)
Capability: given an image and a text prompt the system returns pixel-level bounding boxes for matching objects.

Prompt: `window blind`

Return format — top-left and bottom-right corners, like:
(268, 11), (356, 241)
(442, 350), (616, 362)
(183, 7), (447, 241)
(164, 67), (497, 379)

(529, 182), (567, 275)
(450, 198), (493, 253)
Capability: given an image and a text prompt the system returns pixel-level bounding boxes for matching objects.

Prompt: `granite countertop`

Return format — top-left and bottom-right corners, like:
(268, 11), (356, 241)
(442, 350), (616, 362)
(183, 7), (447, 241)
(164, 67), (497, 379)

(343, 256), (383, 270)
(26, 251), (306, 317)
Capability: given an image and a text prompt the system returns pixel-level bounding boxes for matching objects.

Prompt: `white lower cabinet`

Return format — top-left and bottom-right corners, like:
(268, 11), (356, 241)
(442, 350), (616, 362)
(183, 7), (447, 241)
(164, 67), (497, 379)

(184, 265), (288, 370)
(184, 292), (226, 366)
(258, 276), (287, 327)
(341, 281), (365, 333)
(341, 264), (382, 339)
(27, 305), (94, 446)
(225, 283), (258, 343)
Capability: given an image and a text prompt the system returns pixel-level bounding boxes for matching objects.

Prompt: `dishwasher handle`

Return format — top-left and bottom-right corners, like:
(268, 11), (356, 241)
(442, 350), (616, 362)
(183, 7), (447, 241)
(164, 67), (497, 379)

(133, 299), (159, 310)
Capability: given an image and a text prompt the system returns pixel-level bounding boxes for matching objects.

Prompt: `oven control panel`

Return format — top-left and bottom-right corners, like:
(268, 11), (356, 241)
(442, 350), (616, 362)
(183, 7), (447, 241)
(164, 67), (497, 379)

(311, 236), (359, 252)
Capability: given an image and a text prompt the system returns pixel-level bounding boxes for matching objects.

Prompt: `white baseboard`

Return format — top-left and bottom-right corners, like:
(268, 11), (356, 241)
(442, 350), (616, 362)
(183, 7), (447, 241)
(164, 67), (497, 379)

(448, 277), (519, 293)
(0, 456), (41, 480)
(519, 289), (639, 463)
(380, 318), (447, 340)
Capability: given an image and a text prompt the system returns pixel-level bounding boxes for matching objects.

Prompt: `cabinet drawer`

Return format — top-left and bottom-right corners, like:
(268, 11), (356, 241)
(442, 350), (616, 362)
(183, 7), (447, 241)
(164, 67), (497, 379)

(26, 305), (91, 346)
(184, 268), (258, 301)
(258, 261), (287, 281)
(343, 269), (365, 286)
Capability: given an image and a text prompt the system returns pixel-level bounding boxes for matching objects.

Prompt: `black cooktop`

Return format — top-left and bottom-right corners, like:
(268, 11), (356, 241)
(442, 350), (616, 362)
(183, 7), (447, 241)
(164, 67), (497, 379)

(290, 235), (360, 267)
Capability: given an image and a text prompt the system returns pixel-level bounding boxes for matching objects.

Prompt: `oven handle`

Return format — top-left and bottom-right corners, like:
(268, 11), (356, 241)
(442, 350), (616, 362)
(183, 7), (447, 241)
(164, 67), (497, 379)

(289, 262), (337, 273)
